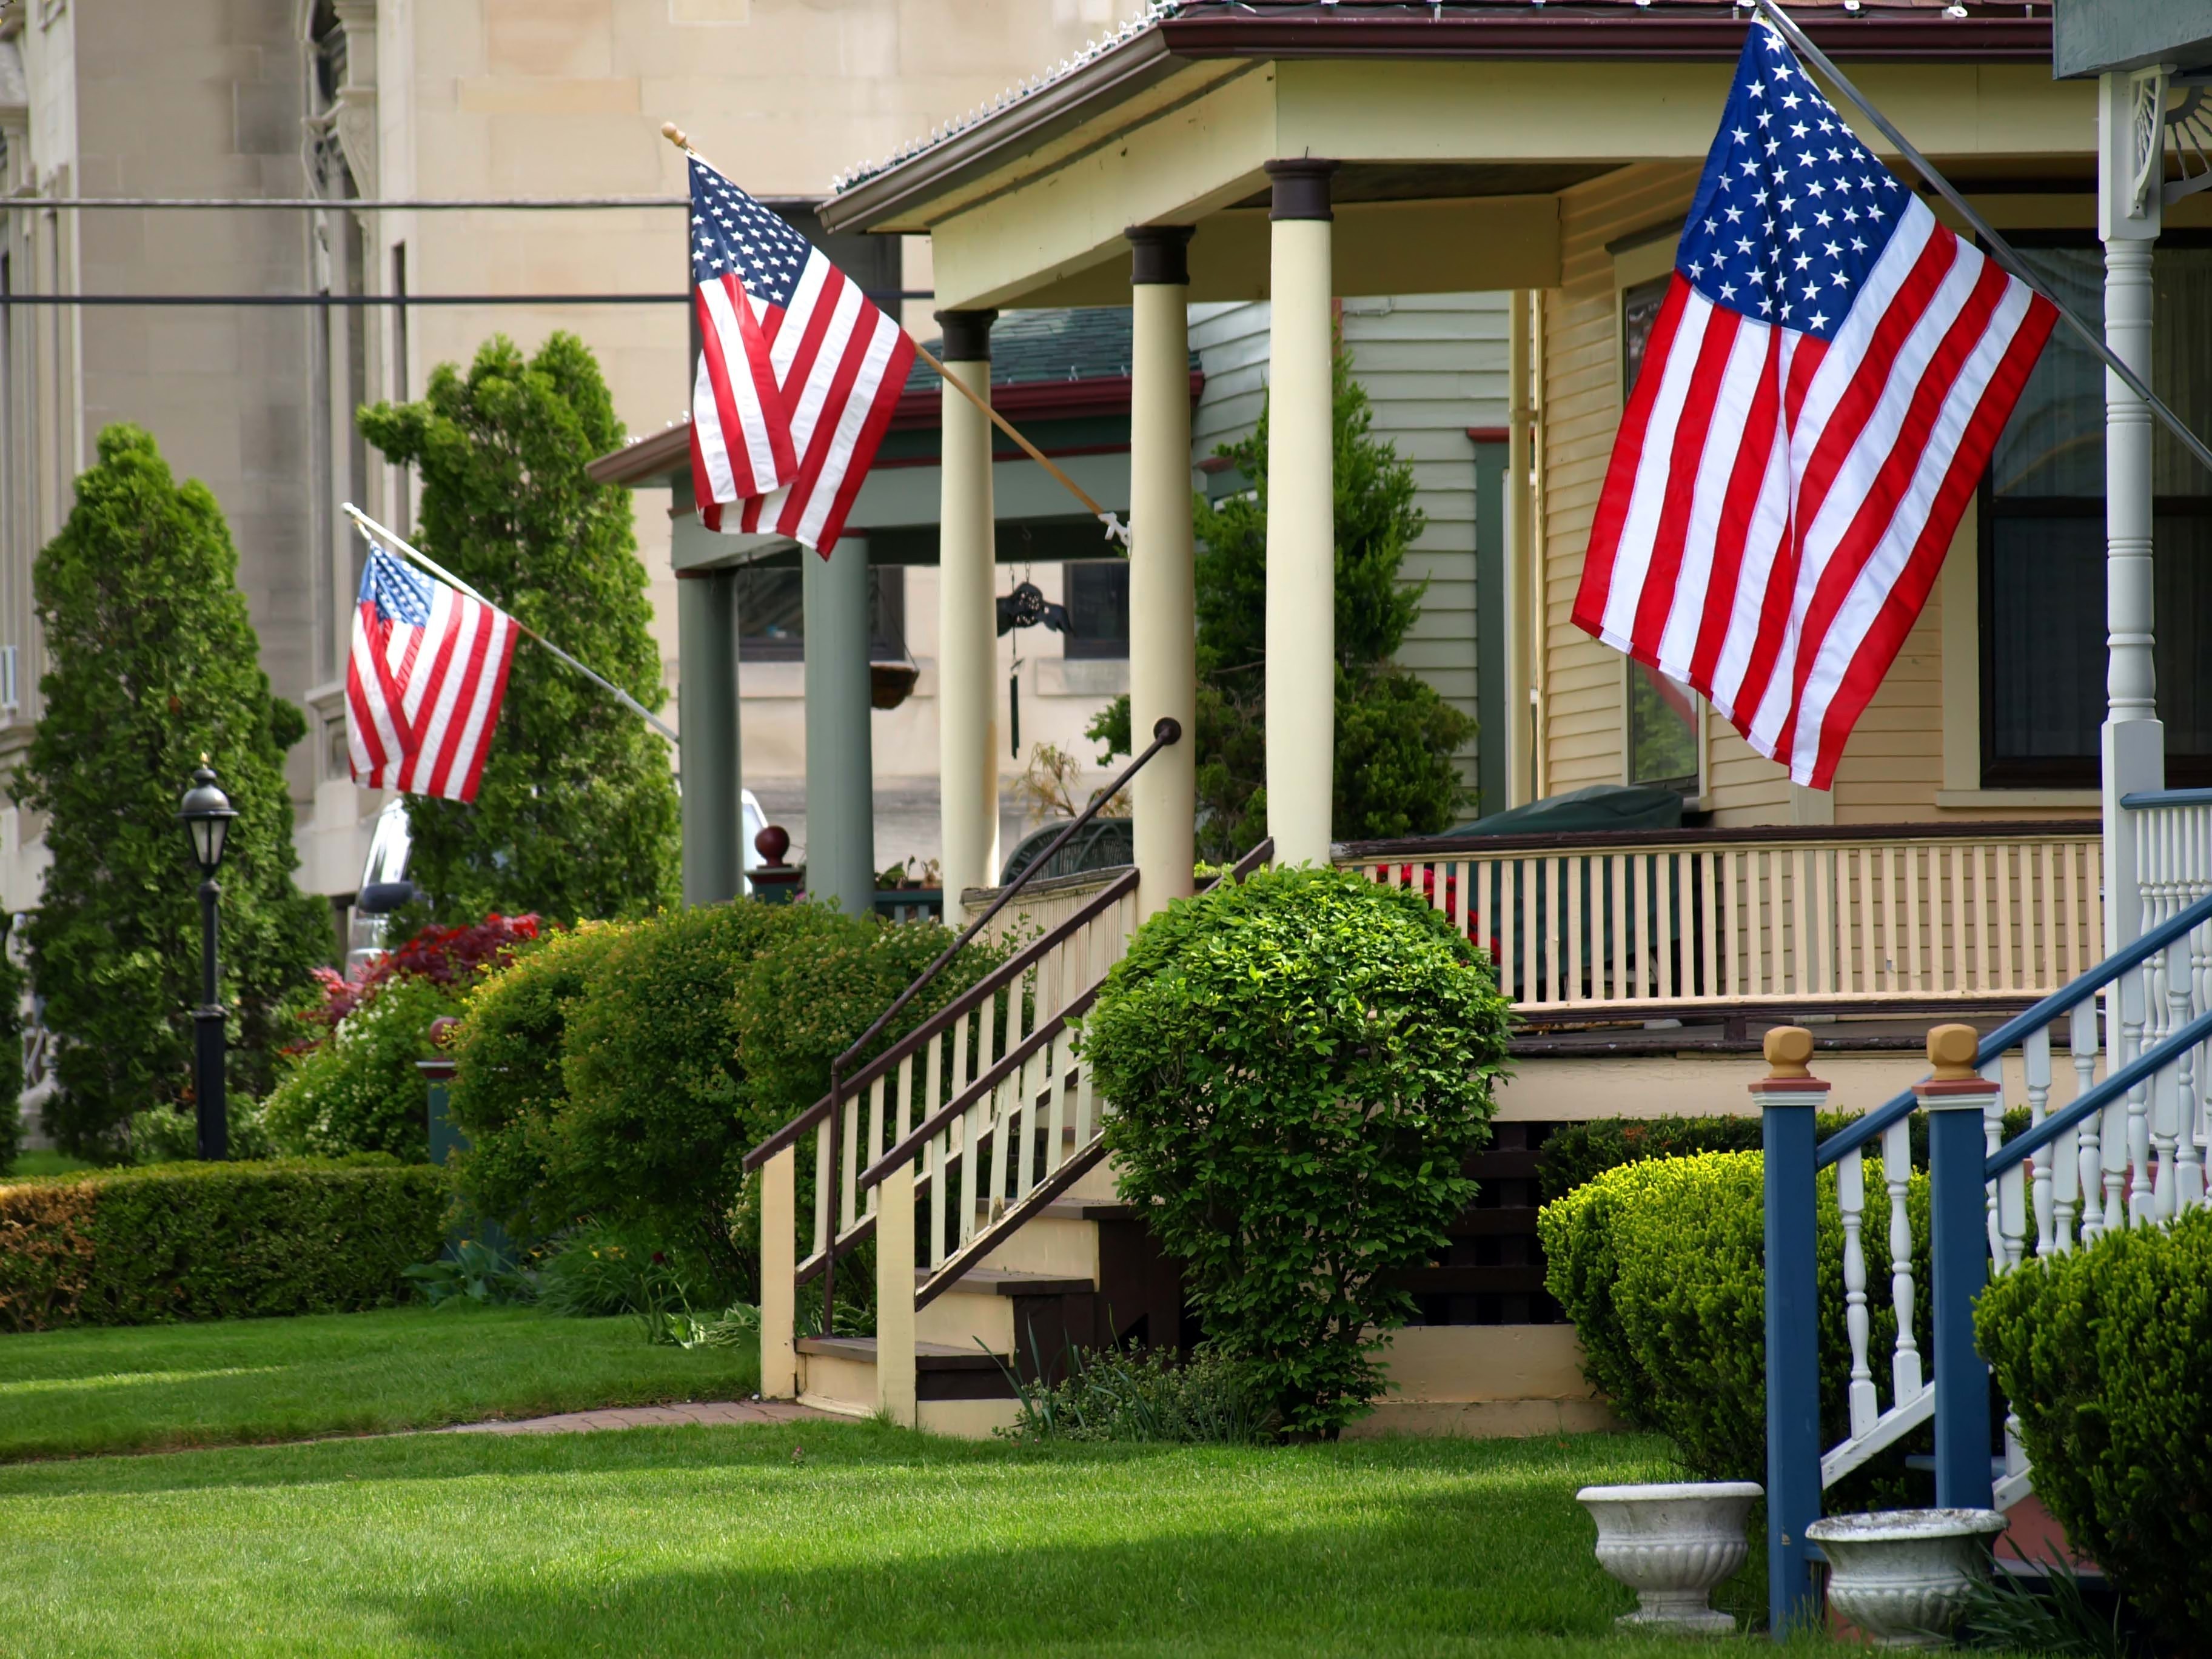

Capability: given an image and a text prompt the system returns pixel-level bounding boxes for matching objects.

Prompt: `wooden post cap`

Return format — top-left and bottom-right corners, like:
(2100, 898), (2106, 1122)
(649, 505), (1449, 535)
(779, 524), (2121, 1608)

(1763, 1026), (1815, 1080)
(1927, 1022), (1981, 1080)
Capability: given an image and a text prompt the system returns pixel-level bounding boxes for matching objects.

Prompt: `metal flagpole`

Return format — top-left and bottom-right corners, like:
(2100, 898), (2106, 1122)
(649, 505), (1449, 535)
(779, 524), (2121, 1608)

(1752, 0), (2212, 481)
(341, 502), (680, 745)
(657, 121), (1132, 549)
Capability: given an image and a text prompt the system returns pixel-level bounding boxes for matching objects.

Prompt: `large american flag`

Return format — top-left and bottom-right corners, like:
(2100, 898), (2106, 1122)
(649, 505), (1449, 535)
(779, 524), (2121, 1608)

(687, 155), (914, 557)
(346, 545), (518, 804)
(1572, 25), (2056, 789)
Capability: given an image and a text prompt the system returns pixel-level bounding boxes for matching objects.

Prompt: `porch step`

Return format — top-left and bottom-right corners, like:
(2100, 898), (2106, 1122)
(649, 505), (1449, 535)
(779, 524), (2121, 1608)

(796, 1335), (1008, 1372)
(919, 1265), (1094, 1297)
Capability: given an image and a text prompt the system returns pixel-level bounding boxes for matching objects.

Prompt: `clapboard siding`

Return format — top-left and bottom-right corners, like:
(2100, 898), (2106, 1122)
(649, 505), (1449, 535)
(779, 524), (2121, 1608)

(1190, 294), (1510, 795)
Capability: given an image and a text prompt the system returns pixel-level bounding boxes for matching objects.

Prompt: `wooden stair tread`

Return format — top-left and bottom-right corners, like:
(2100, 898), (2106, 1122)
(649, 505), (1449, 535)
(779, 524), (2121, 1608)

(796, 1335), (1008, 1371)
(918, 1266), (1093, 1297)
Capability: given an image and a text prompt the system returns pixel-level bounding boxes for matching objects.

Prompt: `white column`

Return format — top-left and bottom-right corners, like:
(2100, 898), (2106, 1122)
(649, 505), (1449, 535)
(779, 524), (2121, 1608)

(1264, 159), (1339, 866)
(937, 310), (1000, 896)
(1128, 227), (1196, 916)
(803, 535), (876, 917)
(2099, 67), (2167, 959)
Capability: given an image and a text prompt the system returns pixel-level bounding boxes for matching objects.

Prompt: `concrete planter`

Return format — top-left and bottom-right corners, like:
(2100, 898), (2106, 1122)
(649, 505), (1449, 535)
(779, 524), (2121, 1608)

(1577, 1480), (1762, 1634)
(1806, 1508), (2007, 1649)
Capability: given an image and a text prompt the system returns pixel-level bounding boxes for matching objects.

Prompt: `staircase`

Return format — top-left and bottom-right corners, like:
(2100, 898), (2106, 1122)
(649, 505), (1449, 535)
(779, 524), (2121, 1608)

(742, 803), (1270, 1435)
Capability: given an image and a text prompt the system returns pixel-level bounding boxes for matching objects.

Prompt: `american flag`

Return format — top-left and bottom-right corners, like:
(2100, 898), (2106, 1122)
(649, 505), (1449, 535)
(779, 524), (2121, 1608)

(1572, 25), (2056, 789)
(346, 545), (518, 805)
(687, 155), (914, 556)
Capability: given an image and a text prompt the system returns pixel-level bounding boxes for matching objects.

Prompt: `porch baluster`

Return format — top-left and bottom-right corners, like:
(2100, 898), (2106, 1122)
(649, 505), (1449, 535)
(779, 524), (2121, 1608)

(1882, 1115), (1922, 1401)
(1838, 1146), (1878, 1437)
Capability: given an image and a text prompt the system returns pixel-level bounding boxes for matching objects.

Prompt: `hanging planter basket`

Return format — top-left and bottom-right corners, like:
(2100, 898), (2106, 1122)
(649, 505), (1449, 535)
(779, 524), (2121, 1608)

(871, 660), (919, 710)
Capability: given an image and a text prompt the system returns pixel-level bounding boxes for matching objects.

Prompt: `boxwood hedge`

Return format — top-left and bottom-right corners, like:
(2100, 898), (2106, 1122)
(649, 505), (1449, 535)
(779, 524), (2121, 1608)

(0, 1158), (451, 1330)
(1977, 1204), (2212, 1651)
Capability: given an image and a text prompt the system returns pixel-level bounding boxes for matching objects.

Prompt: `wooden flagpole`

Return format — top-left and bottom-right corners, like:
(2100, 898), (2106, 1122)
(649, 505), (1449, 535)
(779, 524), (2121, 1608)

(342, 503), (680, 745)
(660, 122), (1130, 548)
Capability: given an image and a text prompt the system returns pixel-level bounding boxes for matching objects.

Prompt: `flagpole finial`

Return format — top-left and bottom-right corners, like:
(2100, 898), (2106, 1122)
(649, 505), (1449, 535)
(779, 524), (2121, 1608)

(661, 121), (692, 153)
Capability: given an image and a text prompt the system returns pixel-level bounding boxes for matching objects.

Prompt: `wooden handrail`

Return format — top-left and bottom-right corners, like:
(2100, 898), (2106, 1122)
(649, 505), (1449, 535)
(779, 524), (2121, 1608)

(857, 834), (1278, 1193)
(1339, 819), (2100, 861)
(740, 867), (1139, 1174)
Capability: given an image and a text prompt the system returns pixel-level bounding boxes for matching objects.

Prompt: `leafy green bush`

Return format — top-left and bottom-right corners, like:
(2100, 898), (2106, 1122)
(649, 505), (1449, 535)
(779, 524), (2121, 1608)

(1002, 1345), (1275, 1444)
(403, 1238), (535, 1309)
(1540, 1150), (1931, 1483)
(1536, 1108), (2028, 1204)
(1084, 865), (1512, 1436)
(0, 1159), (450, 1329)
(444, 920), (631, 1229)
(129, 1093), (275, 1164)
(263, 976), (457, 1159)
(1977, 1205), (2212, 1652)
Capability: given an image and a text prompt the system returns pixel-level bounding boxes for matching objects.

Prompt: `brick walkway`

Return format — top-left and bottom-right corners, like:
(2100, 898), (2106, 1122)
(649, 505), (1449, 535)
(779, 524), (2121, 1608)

(439, 1399), (833, 1436)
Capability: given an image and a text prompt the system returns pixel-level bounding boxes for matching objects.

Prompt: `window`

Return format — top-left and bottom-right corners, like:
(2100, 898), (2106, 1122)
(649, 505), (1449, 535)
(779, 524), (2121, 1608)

(1980, 240), (2212, 788)
(1620, 273), (1703, 796)
(1062, 561), (1129, 659)
(733, 565), (907, 660)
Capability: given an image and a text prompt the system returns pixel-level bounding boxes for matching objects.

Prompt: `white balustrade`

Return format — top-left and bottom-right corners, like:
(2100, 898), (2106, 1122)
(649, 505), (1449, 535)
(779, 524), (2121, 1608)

(1340, 827), (2101, 1020)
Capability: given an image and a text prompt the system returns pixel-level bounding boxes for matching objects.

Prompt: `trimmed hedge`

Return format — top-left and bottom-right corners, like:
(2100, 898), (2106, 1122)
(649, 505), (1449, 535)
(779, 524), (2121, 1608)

(0, 1159), (451, 1330)
(1977, 1204), (2212, 1651)
(1536, 1107), (2028, 1204)
(1539, 1150), (1931, 1483)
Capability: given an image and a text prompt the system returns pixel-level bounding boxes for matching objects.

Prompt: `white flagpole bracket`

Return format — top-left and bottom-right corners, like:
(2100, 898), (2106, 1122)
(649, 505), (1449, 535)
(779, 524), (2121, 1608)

(341, 502), (680, 745)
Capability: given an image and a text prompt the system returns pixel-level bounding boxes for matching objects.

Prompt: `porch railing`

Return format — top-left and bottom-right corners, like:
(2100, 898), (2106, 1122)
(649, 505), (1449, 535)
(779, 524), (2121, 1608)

(1338, 821), (2101, 1022)
(1760, 790), (2212, 1632)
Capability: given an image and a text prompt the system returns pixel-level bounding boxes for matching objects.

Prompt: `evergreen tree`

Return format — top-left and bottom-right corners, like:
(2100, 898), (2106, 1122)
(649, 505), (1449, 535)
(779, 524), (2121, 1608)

(1091, 351), (1476, 860)
(360, 333), (680, 925)
(13, 424), (331, 1158)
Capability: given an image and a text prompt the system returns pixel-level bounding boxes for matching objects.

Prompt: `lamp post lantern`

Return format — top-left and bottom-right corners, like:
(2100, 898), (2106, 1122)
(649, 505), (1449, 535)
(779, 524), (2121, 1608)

(176, 761), (237, 1161)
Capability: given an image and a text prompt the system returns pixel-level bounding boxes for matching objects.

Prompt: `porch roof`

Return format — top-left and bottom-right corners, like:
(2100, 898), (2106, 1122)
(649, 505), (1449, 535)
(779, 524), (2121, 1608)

(820, 1), (2074, 313)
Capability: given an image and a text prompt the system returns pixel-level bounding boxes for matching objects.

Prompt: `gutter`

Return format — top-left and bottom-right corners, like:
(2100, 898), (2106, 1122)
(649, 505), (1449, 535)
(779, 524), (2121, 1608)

(820, 5), (2051, 236)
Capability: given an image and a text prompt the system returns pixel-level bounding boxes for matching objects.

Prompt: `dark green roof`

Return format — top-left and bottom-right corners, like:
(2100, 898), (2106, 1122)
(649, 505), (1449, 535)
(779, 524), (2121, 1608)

(903, 307), (1195, 394)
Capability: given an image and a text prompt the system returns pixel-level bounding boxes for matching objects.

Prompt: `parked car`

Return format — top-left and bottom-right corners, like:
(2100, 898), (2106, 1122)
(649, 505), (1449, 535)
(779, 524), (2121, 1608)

(344, 793), (768, 973)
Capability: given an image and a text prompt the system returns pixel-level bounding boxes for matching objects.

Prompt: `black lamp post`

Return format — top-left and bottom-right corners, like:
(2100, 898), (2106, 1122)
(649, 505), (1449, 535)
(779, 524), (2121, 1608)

(176, 761), (237, 1161)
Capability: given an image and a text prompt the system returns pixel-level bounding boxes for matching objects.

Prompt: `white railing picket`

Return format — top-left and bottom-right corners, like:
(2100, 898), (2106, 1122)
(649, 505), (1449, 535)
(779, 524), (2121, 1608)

(1839, 1146), (1878, 1438)
(1882, 1115), (1922, 1403)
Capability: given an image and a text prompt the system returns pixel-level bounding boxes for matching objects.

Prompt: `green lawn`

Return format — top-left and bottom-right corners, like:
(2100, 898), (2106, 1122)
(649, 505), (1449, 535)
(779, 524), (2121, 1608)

(0, 1307), (760, 1460)
(5, 1149), (94, 1179)
(0, 1423), (1828, 1658)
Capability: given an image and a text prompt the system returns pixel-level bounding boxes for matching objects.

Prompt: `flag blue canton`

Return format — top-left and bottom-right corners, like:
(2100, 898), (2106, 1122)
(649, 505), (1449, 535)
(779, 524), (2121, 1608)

(1677, 27), (1908, 341)
(689, 156), (815, 309)
(361, 545), (432, 627)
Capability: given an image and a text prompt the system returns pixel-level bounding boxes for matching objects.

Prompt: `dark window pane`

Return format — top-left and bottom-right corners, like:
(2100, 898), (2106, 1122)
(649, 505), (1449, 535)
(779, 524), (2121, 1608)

(1991, 249), (2104, 498)
(734, 568), (805, 660)
(1627, 660), (1698, 793)
(1621, 275), (1669, 395)
(734, 565), (907, 661)
(1985, 516), (2103, 771)
(1064, 561), (1129, 660)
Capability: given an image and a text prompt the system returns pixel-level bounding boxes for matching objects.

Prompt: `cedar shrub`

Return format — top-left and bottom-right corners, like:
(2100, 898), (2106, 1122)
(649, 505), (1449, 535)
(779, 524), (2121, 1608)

(359, 333), (680, 926)
(12, 424), (330, 1158)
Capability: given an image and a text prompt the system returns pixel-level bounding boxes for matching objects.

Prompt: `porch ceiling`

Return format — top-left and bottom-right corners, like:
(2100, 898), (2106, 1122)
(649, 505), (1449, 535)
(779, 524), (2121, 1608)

(822, 7), (2086, 312)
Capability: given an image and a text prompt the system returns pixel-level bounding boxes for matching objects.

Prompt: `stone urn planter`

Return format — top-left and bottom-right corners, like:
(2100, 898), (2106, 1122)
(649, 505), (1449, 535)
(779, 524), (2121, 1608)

(1806, 1509), (2007, 1649)
(1577, 1481), (1762, 1634)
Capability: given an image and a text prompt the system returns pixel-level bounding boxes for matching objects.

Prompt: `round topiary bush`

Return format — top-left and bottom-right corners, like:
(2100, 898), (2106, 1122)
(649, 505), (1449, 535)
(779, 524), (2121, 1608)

(1977, 1204), (2212, 1652)
(1081, 865), (1512, 1436)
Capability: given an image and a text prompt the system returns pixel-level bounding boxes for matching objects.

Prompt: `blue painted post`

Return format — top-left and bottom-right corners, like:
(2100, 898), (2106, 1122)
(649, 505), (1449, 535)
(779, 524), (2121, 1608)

(1919, 1023), (1997, 1511)
(1755, 1026), (1827, 1638)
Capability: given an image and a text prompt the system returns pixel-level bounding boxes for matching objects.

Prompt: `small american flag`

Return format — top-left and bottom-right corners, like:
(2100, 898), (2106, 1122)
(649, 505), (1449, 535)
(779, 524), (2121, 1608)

(1573, 25), (2056, 789)
(687, 155), (914, 556)
(346, 544), (518, 804)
